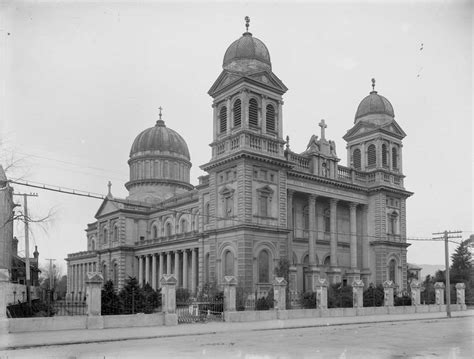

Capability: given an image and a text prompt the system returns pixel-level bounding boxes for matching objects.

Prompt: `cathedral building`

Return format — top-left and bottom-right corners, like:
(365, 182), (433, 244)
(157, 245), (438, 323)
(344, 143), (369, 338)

(66, 20), (413, 298)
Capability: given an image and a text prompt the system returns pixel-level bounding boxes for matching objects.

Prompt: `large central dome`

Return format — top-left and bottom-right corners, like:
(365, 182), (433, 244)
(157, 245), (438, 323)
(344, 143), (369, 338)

(223, 31), (271, 73)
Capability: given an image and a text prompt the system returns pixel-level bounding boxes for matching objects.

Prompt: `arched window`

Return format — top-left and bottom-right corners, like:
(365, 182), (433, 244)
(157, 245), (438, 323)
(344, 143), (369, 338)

(266, 104), (275, 132)
(166, 222), (172, 237)
(219, 106), (227, 133)
(392, 147), (398, 169)
(103, 228), (108, 244)
(102, 264), (107, 282)
(249, 98), (259, 128)
(113, 225), (119, 242)
(258, 250), (270, 283)
(324, 256), (331, 267)
(233, 99), (241, 127)
(324, 208), (330, 233)
(367, 144), (376, 167)
(389, 259), (396, 282)
(152, 224), (158, 238)
(303, 205), (309, 236)
(353, 149), (361, 169)
(382, 144), (388, 167)
(224, 250), (234, 276)
(180, 219), (187, 233)
(91, 239), (95, 251)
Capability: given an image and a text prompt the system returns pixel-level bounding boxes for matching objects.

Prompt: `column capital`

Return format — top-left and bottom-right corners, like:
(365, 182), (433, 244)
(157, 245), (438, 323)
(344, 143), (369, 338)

(308, 193), (318, 201)
(287, 189), (295, 197)
(349, 202), (358, 210)
(329, 198), (339, 205)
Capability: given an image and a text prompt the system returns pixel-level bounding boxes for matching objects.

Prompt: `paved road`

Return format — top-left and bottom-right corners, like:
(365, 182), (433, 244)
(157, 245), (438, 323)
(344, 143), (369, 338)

(1, 317), (472, 358)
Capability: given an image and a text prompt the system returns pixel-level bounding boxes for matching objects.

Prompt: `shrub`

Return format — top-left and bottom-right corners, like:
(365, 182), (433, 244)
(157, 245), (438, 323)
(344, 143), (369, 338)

(301, 291), (316, 309)
(176, 287), (191, 304)
(256, 288), (274, 311)
(236, 286), (249, 311)
(363, 284), (384, 307)
(142, 283), (161, 313)
(118, 276), (145, 314)
(328, 283), (353, 308)
(394, 293), (412, 306)
(101, 280), (120, 315)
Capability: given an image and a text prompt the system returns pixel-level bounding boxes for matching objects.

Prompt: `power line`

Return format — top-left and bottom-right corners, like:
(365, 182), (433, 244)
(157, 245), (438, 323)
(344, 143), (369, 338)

(9, 178), (468, 244)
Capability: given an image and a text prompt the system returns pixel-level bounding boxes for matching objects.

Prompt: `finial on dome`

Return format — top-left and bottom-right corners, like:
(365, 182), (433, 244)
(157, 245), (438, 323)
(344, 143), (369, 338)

(285, 135), (290, 150)
(156, 106), (165, 126)
(245, 16), (250, 32)
(371, 78), (376, 93)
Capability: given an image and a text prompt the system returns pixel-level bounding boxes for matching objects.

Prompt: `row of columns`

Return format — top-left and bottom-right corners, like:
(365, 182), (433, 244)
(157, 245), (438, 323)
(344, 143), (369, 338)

(289, 190), (365, 285)
(69, 261), (97, 299)
(137, 248), (198, 293)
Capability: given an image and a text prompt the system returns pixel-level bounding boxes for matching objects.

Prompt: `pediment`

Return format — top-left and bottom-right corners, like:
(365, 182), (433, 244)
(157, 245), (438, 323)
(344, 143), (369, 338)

(246, 71), (288, 92)
(208, 71), (242, 97)
(344, 119), (406, 141)
(95, 197), (122, 219)
(380, 120), (406, 138)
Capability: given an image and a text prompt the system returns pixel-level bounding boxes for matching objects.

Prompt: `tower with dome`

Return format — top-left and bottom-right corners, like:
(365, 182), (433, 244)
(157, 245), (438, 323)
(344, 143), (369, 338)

(66, 18), (413, 299)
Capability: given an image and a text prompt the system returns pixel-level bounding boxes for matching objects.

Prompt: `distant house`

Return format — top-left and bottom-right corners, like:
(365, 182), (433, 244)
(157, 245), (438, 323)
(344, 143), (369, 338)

(10, 237), (41, 286)
(408, 263), (422, 281)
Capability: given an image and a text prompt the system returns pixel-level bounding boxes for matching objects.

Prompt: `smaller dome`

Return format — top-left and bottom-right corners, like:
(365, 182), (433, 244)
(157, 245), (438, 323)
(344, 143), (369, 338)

(355, 90), (395, 122)
(130, 120), (190, 160)
(223, 32), (271, 72)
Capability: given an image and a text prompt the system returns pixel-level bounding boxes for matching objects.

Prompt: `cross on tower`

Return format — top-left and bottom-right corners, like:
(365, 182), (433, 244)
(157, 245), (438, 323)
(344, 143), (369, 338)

(245, 16), (250, 32)
(371, 78), (376, 92)
(319, 119), (327, 140)
(158, 106), (163, 121)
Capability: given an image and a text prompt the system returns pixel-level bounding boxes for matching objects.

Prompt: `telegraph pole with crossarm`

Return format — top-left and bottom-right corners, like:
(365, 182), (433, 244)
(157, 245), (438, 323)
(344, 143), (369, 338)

(432, 230), (463, 318)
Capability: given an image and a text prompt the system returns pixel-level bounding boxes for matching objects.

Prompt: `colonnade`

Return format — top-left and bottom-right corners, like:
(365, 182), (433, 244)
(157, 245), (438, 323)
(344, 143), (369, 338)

(137, 248), (198, 293)
(68, 261), (97, 300)
(288, 189), (368, 284)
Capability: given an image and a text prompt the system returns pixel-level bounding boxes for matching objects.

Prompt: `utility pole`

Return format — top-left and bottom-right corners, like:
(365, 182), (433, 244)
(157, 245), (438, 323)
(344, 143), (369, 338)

(13, 192), (38, 307)
(432, 230), (463, 318)
(45, 258), (56, 291)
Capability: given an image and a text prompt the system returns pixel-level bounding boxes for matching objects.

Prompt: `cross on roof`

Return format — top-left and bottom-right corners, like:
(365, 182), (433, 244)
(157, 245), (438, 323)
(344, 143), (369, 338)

(319, 119), (327, 140)
(107, 181), (112, 196)
(371, 78), (376, 92)
(158, 106), (163, 120)
(245, 16), (250, 32)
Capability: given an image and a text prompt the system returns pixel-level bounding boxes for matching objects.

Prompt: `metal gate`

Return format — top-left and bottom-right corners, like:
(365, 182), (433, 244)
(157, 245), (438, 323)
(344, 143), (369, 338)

(176, 298), (224, 324)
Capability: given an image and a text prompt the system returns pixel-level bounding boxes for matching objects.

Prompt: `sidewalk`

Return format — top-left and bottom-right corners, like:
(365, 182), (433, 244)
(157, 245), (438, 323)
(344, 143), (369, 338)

(1, 309), (473, 351)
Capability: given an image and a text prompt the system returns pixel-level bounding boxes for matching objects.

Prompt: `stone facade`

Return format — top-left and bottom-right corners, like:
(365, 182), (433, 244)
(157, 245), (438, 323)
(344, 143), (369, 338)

(66, 23), (413, 297)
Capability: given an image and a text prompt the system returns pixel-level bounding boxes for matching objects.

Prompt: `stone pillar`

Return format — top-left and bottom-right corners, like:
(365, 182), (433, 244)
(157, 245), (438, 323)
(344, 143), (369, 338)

(287, 190), (294, 261)
(183, 250), (188, 289)
(455, 283), (466, 305)
(223, 276), (237, 311)
(383, 280), (395, 307)
(352, 279), (364, 308)
(151, 254), (157, 290)
(315, 277), (328, 309)
(329, 198), (338, 266)
(160, 274), (177, 314)
(308, 195), (320, 289)
(273, 277), (287, 311)
(138, 256), (143, 286)
(191, 248), (197, 294)
(410, 280), (421, 306)
(166, 252), (172, 274)
(85, 272), (103, 316)
(174, 251), (180, 287)
(158, 253), (164, 288)
(346, 203), (360, 283)
(0, 269), (9, 334)
(145, 255), (150, 285)
(434, 282), (445, 305)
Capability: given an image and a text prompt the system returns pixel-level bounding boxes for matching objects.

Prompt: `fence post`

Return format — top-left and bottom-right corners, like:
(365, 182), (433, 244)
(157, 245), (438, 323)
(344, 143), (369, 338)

(85, 272), (104, 329)
(160, 274), (178, 326)
(223, 276), (237, 312)
(0, 269), (9, 334)
(315, 277), (328, 309)
(272, 277), (287, 311)
(409, 280), (421, 306)
(352, 279), (364, 308)
(455, 283), (466, 309)
(434, 282), (445, 305)
(383, 280), (395, 307)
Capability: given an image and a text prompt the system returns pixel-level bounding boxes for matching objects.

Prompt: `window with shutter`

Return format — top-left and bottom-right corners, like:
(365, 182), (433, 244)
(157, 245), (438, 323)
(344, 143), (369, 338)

(233, 99), (241, 127)
(219, 106), (227, 133)
(392, 147), (398, 169)
(382, 144), (388, 167)
(249, 98), (259, 127)
(266, 104), (275, 132)
(353, 149), (361, 169)
(367, 144), (376, 167)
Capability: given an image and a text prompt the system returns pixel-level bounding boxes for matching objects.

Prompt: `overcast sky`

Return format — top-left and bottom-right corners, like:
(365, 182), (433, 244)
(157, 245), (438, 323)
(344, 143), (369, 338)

(1, 0), (472, 274)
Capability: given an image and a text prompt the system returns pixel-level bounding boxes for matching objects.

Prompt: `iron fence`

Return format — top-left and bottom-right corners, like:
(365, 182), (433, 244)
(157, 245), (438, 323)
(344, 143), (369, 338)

(176, 298), (224, 324)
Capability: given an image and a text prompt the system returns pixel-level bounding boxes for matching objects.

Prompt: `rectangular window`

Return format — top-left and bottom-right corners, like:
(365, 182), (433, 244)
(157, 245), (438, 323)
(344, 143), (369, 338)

(259, 196), (268, 217)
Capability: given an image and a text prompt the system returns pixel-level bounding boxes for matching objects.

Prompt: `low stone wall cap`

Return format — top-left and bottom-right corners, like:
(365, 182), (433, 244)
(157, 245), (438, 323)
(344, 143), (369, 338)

(455, 283), (466, 289)
(224, 276), (238, 285)
(272, 277), (287, 286)
(160, 274), (178, 285)
(434, 282), (446, 289)
(352, 279), (364, 287)
(85, 272), (104, 283)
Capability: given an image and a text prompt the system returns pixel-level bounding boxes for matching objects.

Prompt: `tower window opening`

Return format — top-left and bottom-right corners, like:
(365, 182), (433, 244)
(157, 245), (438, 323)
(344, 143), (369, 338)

(266, 104), (275, 132)
(367, 144), (376, 167)
(249, 98), (259, 128)
(219, 106), (227, 133)
(382, 144), (388, 167)
(233, 99), (241, 127)
(392, 147), (398, 169)
(353, 148), (361, 169)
